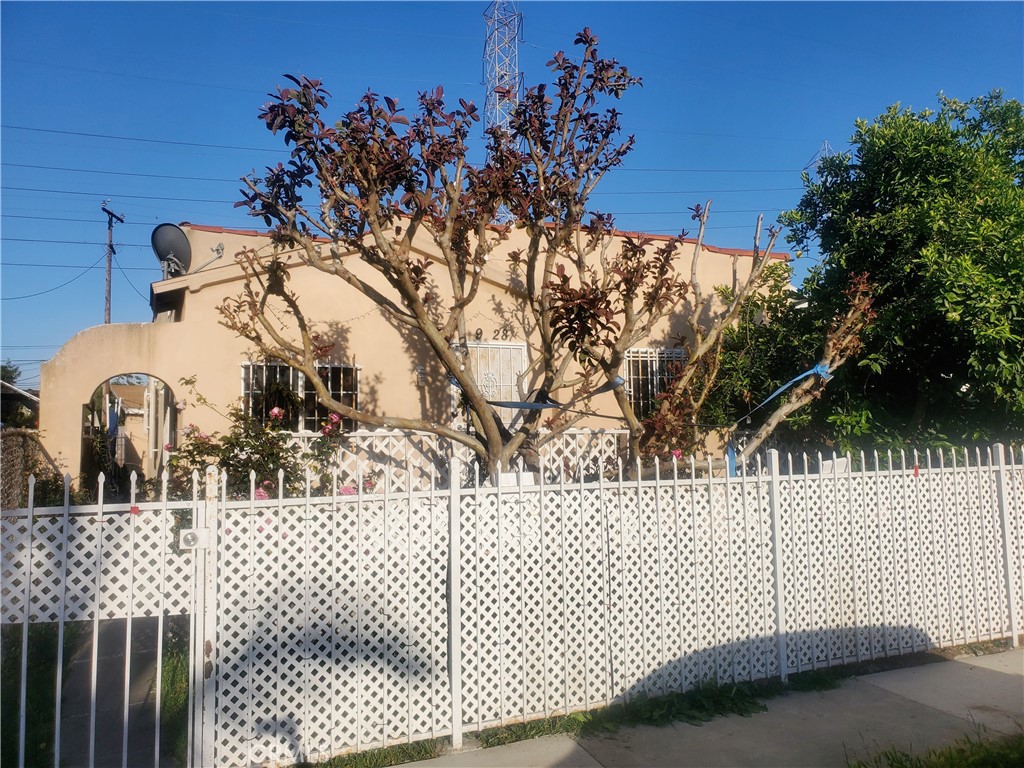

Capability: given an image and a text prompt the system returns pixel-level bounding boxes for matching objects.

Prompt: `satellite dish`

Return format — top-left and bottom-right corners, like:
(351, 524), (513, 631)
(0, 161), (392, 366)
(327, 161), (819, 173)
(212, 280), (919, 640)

(151, 223), (192, 277)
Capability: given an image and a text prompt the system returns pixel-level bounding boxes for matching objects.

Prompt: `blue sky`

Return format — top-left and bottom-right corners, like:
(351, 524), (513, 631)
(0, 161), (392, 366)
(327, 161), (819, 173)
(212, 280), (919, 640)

(2, 1), (1021, 390)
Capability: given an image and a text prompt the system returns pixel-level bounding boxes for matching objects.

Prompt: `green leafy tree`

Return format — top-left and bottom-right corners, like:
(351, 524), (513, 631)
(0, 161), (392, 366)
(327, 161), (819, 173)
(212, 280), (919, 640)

(781, 91), (1024, 448)
(1, 360), (21, 385)
(639, 204), (874, 461)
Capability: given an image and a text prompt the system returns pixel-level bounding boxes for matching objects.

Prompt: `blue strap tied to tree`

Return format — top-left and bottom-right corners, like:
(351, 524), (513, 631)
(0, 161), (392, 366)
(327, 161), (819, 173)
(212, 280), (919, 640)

(727, 362), (832, 476)
(743, 362), (833, 422)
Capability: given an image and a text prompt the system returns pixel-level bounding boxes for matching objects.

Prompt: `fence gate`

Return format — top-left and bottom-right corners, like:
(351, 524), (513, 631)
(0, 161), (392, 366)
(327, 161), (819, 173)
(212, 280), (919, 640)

(0, 472), (200, 768)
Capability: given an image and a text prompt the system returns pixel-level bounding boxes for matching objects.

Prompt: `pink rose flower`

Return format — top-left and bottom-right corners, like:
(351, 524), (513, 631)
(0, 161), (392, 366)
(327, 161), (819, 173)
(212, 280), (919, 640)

(328, 413), (341, 424)
(269, 406), (285, 420)
(254, 488), (269, 500)
(163, 443), (173, 451)
(671, 449), (683, 459)
(339, 485), (357, 496)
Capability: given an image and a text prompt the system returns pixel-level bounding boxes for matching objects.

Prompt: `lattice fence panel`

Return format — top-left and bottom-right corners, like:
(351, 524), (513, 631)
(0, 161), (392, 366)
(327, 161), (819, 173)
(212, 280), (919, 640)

(7, 441), (1021, 767)
(330, 428), (629, 492)
(1008, 448), (1024, 637)
(538, 430), (626, 483)
(977, 456), (1011, 639)
(654, 478), (683, 694)
(2, 505), (193, 624)
(336, 430), (453, 492)
(459, 488), (502, 729)
(541, 477), (572, 716)
(580, 485), (612, 710)
(674, 479), (703, 692)
(212, 491), (451, 767)
(515, 487), (547, 719)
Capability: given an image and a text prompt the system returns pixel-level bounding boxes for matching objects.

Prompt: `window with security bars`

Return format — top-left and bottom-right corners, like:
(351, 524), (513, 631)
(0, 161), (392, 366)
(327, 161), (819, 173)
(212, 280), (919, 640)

(451, 342), (527, 432)
(624, 348), (685, 419)
(242, 361), (358, 433)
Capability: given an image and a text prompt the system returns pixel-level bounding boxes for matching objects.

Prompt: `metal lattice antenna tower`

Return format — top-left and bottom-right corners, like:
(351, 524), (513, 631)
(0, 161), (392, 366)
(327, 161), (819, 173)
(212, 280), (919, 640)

(483, 0), (523, 223)
(802, 139), (835, 173)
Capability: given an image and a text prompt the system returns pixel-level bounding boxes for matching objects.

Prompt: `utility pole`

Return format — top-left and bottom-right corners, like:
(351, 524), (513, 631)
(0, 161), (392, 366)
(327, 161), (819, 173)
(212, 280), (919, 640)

(100, 202), (124, 477)
(101, 201), (124, 324)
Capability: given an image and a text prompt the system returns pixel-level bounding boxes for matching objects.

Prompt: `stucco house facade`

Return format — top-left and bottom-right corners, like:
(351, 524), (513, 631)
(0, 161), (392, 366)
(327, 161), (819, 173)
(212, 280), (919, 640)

(38, 223), (784, 481)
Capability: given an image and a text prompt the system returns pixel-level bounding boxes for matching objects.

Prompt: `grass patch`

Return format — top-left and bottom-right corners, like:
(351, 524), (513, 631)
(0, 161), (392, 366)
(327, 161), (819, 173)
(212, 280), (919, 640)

(158, 616), (191, 768)
(294, 739), (448, 768)
(476, 677), (789, 748)
(849, 731), (1024, 768)
(288, 638), (1023, 768)
(0, 622), (80, 768)
(786, 668), (845, 691)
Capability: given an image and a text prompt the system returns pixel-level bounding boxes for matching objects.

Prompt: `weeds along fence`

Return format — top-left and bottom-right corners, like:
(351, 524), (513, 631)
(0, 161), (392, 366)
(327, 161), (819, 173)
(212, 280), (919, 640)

(2, 444), (1022, 768)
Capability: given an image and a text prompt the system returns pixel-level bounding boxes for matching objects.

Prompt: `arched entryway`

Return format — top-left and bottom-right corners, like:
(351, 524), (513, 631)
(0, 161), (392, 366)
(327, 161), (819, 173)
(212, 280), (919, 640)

(81, 373), (176, 498)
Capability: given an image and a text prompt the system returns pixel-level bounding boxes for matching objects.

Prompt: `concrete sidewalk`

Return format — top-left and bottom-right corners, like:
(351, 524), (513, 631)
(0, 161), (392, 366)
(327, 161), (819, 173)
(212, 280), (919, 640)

(409, 648), (1023, 768)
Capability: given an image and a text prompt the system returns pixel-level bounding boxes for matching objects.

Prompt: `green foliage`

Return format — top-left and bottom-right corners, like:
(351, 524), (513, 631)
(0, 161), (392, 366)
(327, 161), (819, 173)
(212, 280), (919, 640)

(781, 91), (1024, 447)
(155, 376), (353, 501)
(294, 740), (447, 768)
(699, 261), (813, 431)
(157, 618), (190, 767)
(1, 623), (80, 768)
(160, 408), (345, 500)
(475, 678), (784, 749)
(1, 358), (21, 384)
(849, 732), (1024, 768)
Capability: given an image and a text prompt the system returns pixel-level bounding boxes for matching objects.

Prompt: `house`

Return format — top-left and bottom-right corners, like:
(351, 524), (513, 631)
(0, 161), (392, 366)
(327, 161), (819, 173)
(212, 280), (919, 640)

(38, 223), (785, 480)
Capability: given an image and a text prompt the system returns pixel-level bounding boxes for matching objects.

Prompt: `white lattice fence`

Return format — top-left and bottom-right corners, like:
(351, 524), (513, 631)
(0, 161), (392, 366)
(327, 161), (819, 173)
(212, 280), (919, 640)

(3, 444), (1021, 768)
(326, 428), (629, 492)
(773, 447), (1019, 674)
(1, 500), (194, 624)
(453, 464), (779, 734)
(211, 489), (453, 767)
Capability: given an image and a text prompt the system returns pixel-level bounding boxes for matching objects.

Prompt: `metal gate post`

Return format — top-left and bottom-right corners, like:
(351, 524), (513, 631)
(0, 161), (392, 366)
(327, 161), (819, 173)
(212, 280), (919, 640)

(993, 445), (1020, 647)
(187, 466), (220, 768)
(766, 450), (790, 682)
(447, 456), (464, 750)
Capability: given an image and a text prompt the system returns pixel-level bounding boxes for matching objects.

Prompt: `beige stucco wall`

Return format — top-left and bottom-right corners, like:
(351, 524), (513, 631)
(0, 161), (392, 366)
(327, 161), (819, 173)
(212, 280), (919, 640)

(39, 222), (784, 475)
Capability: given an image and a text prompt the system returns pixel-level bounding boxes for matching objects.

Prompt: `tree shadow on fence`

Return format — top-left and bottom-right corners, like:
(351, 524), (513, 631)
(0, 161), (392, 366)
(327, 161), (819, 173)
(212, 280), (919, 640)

(210, 591), (448, 768)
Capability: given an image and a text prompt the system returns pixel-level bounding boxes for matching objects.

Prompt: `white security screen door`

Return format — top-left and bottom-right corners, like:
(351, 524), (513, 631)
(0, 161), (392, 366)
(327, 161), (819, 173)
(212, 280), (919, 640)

(453, 342), (528, 431)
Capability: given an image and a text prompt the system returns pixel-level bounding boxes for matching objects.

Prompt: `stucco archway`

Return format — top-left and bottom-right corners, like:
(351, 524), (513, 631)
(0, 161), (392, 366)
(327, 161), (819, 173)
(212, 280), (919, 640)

(39, 323), (198, 480)
(80, 372), (177, 495)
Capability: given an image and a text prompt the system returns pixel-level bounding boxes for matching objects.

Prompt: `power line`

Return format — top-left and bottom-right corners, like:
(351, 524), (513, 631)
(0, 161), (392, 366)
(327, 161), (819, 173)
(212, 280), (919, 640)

(1, 187), (790, 215)
(592, 187), (803, 195)
(1, 237), (151, 246)
(2, 261), (158, 271)
(608, 209), (786, 216)
(2, 214), (153, 225)
(2, 162), (238, 183)
(6, 57), (480, 91)
(1, 125), (276, 153)
(0, 252), (106, 301)
(113, 253), (151, 302)
(3, 187), (232, 204)
(1, 125), (805, 173)
(0, 170), (802, 194)
(615, 167), (799, 173)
